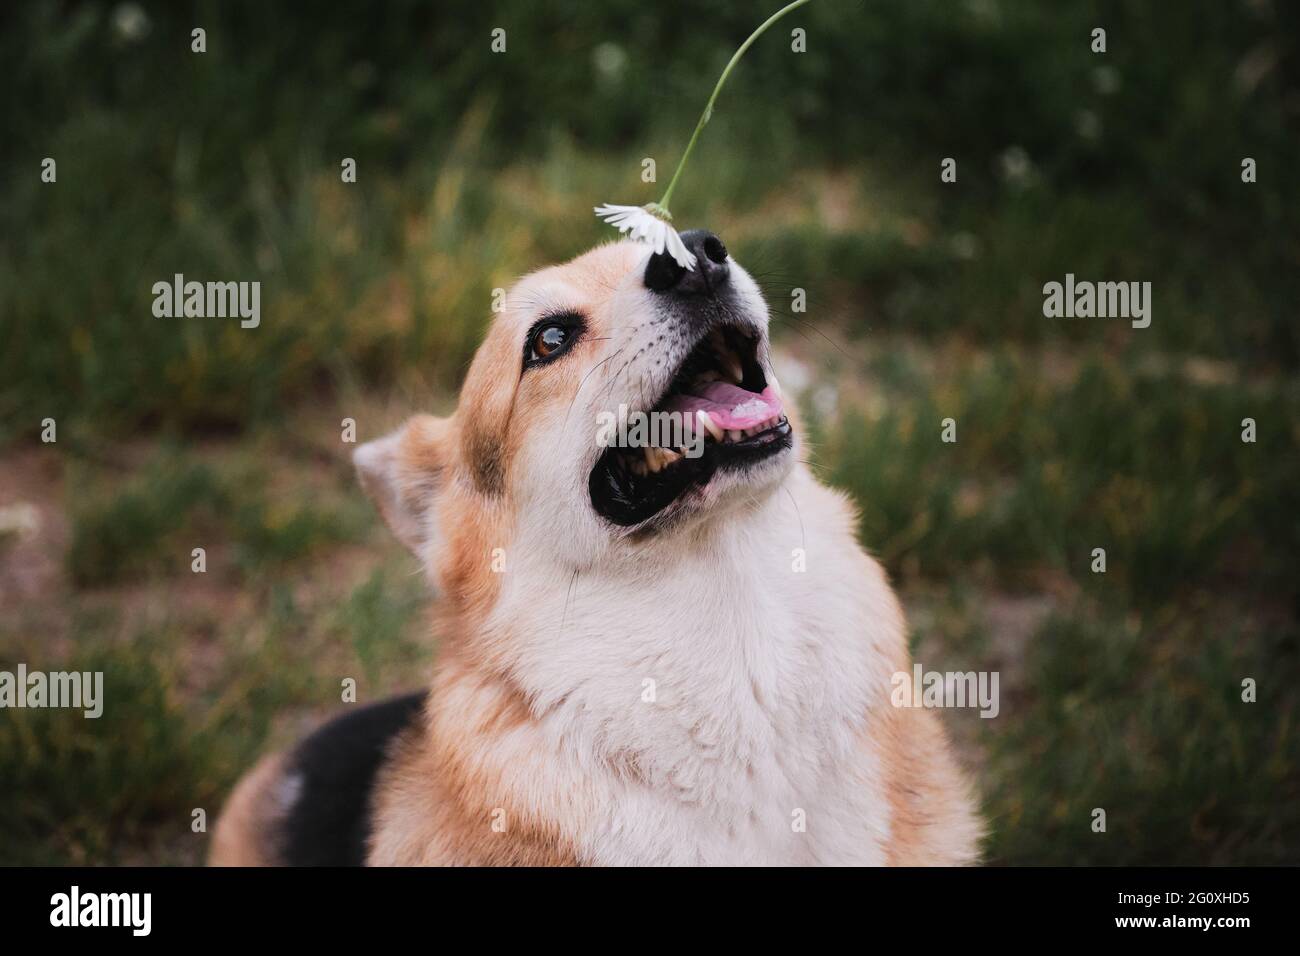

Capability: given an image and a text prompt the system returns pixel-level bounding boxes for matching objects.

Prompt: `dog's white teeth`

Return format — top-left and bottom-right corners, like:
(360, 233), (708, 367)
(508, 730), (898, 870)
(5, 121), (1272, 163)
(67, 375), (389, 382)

(726, 429), (743, 442)
(661, 448), (682, 465)
(696, 410), (724, 442)
(695, 369), (721, 385)
(724, 357), (744, 385)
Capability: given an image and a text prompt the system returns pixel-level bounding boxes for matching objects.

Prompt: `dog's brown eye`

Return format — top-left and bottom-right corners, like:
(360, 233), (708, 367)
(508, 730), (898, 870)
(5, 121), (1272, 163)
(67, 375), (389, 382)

(525, 315), (583, 366)
(532, 325), (569, 358)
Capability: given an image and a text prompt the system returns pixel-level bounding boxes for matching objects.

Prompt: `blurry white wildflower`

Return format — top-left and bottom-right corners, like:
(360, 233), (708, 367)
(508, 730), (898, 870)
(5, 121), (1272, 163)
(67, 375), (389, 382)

(950, 232), (981, 261)
(1075, 109), (1101, 142)
(773, 350), (811, 396)
(595, 0), (812, 268)
(0, 503), (41, 541)
(812, 383), (839, 422)
(998, 145), (1035, 187)
(592, 42), (628, 83)
(1091, 65), (1121, 95)
(111, 3), (151, 43)
(963, 0), (1002, 24)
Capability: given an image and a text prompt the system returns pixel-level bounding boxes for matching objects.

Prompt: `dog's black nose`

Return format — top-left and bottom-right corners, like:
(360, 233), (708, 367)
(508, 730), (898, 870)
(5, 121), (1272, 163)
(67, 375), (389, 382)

(644, 229), (730, 294)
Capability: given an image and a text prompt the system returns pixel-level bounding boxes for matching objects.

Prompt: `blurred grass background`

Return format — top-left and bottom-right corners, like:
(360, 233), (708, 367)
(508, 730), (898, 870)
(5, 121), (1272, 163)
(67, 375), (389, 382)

(1, 0), (1297, 865)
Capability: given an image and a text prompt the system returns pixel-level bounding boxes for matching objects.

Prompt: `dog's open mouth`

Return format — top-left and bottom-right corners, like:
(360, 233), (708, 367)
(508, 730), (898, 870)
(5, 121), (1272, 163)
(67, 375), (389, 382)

(589, 324), (793, 526)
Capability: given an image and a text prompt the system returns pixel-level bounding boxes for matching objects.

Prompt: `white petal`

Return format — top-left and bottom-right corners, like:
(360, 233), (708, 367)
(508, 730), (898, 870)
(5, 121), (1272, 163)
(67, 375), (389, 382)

(595, 204), (656, 240)
(664, 226), (696, 271)
(594, 202), (695, 270)
(593, 203), (640, 218)
(594, 204), (650, 233)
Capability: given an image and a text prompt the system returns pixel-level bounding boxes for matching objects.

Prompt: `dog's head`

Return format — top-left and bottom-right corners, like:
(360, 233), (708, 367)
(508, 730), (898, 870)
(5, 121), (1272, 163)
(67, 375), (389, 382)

(356, 231), (796, 596)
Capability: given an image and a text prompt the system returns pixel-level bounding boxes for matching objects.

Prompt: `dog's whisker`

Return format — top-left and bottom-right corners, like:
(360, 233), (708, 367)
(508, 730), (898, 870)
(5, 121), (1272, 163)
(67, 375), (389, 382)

(567, 349), (622, 424)
(558, 568), (580, 640)
(772, 320), (816, 348)
(770, 314), (850, 359)
(598, 354), (638, 403)
(782, 481), (806, 552)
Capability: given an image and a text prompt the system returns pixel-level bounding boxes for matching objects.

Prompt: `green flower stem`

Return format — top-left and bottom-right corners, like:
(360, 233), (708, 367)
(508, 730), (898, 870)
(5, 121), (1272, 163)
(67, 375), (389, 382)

(656, 0), (813, 214)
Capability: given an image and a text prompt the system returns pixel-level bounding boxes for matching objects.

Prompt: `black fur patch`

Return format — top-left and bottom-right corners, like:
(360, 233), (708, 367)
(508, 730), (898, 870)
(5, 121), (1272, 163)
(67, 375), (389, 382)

(278, 692), (426, 866)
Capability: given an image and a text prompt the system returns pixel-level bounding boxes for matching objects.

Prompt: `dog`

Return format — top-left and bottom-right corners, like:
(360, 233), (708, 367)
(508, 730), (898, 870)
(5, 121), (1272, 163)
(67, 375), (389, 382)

(210, 230), (981, 865)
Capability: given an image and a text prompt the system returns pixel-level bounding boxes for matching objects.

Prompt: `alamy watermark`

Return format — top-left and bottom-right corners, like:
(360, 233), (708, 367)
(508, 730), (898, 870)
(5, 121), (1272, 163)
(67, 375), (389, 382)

(891, 663), (999, 719)
(0, 664), (103, 718)
(1042, 273), (1151, 329)
(50, 886), (150, 936)
(595, 405), (705, 458)
(152, 273), (260, 328)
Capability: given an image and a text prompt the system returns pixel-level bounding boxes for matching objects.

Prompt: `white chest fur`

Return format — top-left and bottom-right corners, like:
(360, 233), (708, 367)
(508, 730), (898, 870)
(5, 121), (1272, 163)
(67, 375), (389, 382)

(488, 469), (905, 865)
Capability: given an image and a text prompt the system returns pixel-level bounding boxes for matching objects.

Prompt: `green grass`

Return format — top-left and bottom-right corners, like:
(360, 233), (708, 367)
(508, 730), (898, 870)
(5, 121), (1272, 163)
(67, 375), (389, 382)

(815, 346), (1300, 605)
(66, 446), (369, 587)
(0, 634), (217, 865)
(985, 605), (1296, 865)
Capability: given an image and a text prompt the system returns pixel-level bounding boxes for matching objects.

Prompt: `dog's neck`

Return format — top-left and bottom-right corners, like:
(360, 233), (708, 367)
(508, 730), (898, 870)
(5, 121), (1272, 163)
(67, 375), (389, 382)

(421, 465), (904, 864)
(479, 467), (828, 679)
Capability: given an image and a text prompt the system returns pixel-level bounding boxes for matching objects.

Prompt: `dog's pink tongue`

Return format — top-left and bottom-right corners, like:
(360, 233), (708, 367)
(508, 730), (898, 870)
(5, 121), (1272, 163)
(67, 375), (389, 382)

(662, 382), (783, 429)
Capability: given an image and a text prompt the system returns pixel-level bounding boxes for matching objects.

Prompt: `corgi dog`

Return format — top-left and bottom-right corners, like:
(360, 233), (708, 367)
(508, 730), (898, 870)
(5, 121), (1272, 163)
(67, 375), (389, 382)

(210, 230), (981, 866)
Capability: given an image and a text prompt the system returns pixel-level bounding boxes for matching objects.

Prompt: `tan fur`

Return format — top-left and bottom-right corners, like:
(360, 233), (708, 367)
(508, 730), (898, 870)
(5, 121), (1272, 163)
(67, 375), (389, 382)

(876, 705), (983, 865)
(367, 655), (581, 866)
(208, 753), (287, 866)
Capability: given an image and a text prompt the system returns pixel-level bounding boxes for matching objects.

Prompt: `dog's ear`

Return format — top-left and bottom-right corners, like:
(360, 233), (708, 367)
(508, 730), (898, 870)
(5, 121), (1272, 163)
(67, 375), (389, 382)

(354, 415), (455, 557)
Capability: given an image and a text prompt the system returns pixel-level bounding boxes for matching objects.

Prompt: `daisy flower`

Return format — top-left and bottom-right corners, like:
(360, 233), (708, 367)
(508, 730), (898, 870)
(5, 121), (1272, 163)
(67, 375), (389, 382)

(594, 0), (813, 269)
(594, 202), (695, 270)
